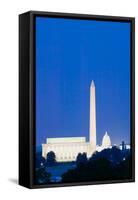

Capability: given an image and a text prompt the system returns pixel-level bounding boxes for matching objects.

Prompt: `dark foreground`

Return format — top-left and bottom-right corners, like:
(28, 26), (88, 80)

(35, 146), (132, 185)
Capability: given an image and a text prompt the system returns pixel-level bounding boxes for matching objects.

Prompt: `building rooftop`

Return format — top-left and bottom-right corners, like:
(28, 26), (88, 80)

(46, 137), (86, 144)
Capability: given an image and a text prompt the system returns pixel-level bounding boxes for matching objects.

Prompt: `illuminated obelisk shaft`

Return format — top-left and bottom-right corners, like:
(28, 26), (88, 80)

(89, 80), (96, 148)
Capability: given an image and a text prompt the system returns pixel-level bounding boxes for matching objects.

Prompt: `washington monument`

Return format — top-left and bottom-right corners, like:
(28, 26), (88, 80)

(42, 80), (111, 162)
(89, 80), (96, 148)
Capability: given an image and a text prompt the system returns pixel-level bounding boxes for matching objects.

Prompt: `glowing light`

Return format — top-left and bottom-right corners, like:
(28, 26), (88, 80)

(102, 131), (111, 148)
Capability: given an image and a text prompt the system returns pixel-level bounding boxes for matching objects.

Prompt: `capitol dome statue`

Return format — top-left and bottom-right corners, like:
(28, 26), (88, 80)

(102, 131), (111, 149)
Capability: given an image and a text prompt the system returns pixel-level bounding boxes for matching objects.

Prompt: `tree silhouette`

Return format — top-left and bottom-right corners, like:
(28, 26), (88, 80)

(90, 147), (122, 164)
(76, 153), (87, 167)
(46, 151), (56, 166)
(62, 149), (131, 183)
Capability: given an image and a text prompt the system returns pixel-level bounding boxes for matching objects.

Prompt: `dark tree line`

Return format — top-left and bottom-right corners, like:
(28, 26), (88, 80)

(35, 147), (131, 184)
(35, 151), (56, 184)
(62, 147), (131, 183)
(36, 151), (56, 168)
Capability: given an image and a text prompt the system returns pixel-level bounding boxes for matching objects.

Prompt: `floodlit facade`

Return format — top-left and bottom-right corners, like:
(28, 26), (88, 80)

(42, 80), (111, 162)
(42, 137), (93, 162)
(102, 131), (111, 149)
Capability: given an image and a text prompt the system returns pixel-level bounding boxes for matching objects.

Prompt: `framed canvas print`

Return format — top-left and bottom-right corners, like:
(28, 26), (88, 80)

(19, 11), (135, 189)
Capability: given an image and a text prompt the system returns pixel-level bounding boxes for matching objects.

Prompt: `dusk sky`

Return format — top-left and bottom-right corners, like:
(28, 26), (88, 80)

(36, 17), (130, 147)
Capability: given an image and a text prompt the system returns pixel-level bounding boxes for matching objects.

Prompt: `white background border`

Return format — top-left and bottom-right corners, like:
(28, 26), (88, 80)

(0, 0), (137, 199)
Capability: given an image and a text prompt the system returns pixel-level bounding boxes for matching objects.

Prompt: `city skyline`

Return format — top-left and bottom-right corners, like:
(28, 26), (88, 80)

(36, 17), (130, 147)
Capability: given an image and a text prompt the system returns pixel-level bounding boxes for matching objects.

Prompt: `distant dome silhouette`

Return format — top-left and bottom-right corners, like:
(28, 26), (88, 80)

(102, 131), (111, 148)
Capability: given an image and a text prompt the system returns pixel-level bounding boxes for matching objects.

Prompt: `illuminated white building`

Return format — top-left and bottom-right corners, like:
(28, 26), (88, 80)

(96, 131), (112, 152)
(42, 80), (111, 162)
(102, 131), (111, 149)
(42, 137), (93, 162)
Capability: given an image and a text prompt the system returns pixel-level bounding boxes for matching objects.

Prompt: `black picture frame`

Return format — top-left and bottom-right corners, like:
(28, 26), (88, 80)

(19, 11), (135, 189)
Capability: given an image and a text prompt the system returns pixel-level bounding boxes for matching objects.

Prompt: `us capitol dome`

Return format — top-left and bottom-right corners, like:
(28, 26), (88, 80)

(102, 131), (111, 149)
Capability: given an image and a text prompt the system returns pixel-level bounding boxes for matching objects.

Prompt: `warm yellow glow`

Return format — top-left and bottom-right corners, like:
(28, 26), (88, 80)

(47, 137), (86, 144)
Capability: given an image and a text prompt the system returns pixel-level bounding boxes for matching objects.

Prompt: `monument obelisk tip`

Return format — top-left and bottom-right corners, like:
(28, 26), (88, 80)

(91, 80), (95, 87)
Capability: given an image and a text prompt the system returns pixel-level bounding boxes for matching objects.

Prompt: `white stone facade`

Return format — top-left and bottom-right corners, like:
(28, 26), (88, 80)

(42, 138), (95, 162)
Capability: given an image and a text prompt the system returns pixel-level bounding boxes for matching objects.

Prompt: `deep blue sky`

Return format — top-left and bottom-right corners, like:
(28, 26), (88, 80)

(36, 17), (130, 147)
